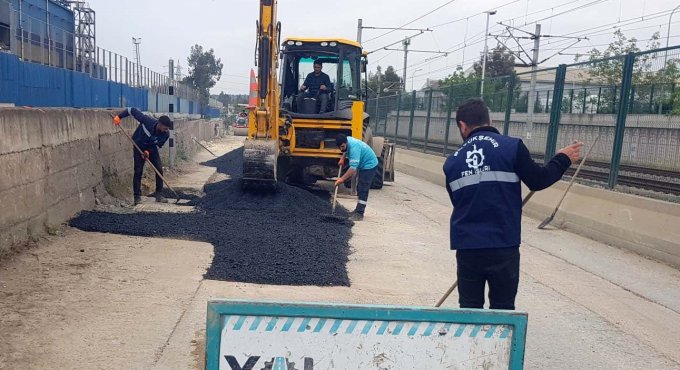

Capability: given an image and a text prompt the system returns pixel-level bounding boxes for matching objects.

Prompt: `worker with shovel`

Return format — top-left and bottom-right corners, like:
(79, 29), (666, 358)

(113, 108), (173, 205)
(334, 134), (378, 221)
(443, 98), (582, 310)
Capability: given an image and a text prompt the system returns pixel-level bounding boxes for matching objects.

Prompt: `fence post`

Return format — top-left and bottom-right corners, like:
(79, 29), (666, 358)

(569, 89), (574, 113)
(423, 89), (433, 153)
(407, 90), (416, 149)
(444, 85), (454, 156)
(382, 97), (389, 137)
(582, 87), (587, 114)
(545, 64), (567, 162)
(394, 93), (402, 142)
(608, 52), (635, 189)
(503, 75), (515, 136)
(374, 94), (380, 132)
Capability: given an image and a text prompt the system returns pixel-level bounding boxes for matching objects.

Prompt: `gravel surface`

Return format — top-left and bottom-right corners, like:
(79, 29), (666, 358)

(71, 148), (352, 286)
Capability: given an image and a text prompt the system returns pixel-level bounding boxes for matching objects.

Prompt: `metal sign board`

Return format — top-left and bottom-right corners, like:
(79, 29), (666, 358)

(206, 300), (527, 370)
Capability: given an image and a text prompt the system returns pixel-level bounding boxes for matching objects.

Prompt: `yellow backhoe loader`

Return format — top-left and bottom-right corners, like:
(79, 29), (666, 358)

(243, 0), (395, 190)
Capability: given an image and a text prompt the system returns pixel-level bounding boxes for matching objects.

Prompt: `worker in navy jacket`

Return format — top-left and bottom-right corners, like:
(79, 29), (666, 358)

(443, 98), (582, 310)
(113, 108), (173, 205)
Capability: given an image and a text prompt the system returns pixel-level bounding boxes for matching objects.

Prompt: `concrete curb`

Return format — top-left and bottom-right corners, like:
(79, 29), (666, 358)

(395, 148), (680, 268)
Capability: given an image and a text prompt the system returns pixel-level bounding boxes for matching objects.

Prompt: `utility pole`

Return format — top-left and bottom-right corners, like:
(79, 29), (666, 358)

(175, 61), (183, 81)
(357, 18), (363, 43)
(491, 22), (585, 142)
(384, 41), (446, 92)
(480, 10), (497, 97)
(526, 24), (541, 141)
(132, 37), (141, 86)
(402, 38), (410, 92)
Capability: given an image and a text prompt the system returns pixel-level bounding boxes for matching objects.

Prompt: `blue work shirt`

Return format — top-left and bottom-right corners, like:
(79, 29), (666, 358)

(117, 107), (169, 151)
(347, 136), (378, 170)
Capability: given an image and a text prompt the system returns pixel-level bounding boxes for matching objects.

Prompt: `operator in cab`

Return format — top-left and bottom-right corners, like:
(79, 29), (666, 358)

(297, 60), (332, 114)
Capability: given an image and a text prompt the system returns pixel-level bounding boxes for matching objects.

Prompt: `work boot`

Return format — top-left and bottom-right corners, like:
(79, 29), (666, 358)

(155, 194), (169, 203)
(349, 212), (364, 221)
(133, 196), (142, 206)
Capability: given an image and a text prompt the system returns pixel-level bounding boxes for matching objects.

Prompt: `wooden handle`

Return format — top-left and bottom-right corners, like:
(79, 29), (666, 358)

(435, 280), (458, 307)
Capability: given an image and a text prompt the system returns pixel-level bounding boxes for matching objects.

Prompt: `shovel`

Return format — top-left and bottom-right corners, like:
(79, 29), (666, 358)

(115, 122), (181, 204)
(320, 165), (346, 222)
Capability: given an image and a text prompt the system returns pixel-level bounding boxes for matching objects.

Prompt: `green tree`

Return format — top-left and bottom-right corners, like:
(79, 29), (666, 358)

(183, 44), (224, 115)
(439, 46), (516, 111)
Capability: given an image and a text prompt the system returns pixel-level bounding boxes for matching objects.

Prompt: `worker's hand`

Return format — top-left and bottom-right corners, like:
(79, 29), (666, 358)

(299, 85), (306, 92)
(338, 157), (344, 167)
(334, 178), (344, 187)
(143, 150), (150, 161)
(320, 84), (327, 91)
(113, 115), (121, 126)
(558, 141), (584, 164)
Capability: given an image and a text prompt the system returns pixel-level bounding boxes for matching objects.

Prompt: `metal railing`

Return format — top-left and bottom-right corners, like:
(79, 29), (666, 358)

(367, 45), (680, 194)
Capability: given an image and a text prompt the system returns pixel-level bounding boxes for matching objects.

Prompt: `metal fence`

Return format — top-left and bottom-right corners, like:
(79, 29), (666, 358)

(367, 45), (680, 193)
(2, 1), (200, 101)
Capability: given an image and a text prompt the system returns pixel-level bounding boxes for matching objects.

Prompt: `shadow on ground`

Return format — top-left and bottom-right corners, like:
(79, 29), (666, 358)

(70, 148), (352, 286)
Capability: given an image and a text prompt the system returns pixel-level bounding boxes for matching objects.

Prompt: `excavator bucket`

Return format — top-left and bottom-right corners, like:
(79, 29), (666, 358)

(242, 138), (278, 189)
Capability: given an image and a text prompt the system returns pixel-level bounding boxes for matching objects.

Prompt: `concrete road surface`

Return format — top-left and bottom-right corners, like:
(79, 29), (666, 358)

(1, 138), (679, 369)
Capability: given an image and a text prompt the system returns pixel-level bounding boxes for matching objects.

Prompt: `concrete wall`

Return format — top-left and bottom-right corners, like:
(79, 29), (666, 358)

(0, 108), (217, 255)
(395, 148), (680, 269)
(380, 110), (680, 172)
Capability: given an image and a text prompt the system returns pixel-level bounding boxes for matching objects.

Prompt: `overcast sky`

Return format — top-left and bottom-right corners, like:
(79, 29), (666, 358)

(87, 0), (680, 94)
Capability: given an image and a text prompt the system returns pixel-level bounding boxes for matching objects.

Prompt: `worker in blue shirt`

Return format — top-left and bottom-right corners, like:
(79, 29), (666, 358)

(113, 108), (173, 205)
(443, 98), (582, 310)
(334, 134), (379, 221)
(297, 60), (332, 114)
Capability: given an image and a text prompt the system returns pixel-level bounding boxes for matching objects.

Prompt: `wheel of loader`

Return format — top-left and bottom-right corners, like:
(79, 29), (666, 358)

(370, 137), (386, 189)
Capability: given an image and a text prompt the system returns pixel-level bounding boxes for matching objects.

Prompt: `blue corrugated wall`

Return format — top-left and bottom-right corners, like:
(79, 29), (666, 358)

(1, 53), (148, 109)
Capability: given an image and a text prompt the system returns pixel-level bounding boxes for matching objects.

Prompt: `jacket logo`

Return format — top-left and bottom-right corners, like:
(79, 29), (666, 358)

(466, 145), (485, 170)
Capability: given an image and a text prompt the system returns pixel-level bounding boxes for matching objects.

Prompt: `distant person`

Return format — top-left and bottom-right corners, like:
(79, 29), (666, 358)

(113, 108), (173, 205)
(443, 98), (582, 310)
(334, 134), (378, 221)
(297, 61), (332, 114)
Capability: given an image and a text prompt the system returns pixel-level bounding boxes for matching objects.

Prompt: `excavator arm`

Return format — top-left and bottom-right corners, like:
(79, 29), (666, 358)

(242, 0), (282, 188)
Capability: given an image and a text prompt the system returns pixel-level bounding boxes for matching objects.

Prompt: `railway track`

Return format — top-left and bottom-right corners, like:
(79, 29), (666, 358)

(390, 136), (680, 196)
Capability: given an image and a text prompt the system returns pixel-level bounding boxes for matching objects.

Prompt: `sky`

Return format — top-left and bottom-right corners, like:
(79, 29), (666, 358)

(87, 0), (680, 94)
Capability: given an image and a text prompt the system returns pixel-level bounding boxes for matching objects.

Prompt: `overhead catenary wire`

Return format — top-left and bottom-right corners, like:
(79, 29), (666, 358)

(369, 2), (680, 85)
(362, 0), (459, 44)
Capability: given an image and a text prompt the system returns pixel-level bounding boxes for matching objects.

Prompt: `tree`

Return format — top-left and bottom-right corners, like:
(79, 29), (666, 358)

(183, 44), (224, 115)
(572, 29), (680, 114)
(438, 46), (517, 111)
(381, 66), (402, 95)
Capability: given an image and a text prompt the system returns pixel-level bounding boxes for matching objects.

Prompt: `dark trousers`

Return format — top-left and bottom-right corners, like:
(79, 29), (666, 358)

(133, 148), (163, 197)
(456, 247), (520, 310)
(354, 167), (376, 214)
(296, 92), (329, 113)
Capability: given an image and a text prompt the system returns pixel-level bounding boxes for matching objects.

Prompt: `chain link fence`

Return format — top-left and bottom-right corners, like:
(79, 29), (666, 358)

(367, 45), (680, 195)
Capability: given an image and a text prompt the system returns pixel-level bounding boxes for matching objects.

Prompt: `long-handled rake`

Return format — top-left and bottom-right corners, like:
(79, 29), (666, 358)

(538, 134), (601, 229)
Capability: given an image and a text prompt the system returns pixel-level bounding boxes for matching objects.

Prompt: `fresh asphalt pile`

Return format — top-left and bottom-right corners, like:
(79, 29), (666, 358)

(70, 148), (352, 286)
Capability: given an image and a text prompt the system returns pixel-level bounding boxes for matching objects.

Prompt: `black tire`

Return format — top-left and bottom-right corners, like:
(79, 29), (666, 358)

(371, 147), (385, 189)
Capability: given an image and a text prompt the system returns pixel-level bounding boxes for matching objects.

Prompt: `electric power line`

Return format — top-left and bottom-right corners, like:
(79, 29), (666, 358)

(363, 0), (459, 44)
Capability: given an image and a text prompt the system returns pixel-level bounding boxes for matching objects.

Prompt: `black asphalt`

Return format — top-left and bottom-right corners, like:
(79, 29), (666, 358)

(70, 148), (352, 286)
